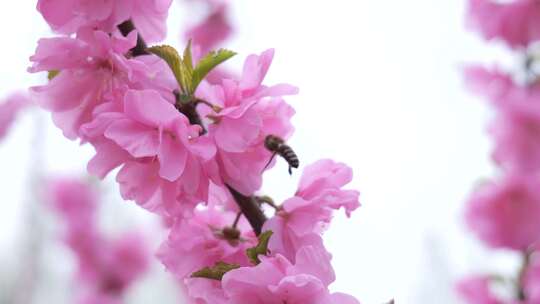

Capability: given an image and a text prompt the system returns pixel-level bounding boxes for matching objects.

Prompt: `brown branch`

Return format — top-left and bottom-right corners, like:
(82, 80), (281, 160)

(118, 20), (149, 56)
(227, 185), (267, 235)
(517, 250), (533, 301)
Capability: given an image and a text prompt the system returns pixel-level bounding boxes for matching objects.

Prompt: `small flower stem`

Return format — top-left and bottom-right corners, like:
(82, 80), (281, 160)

(231, 212), (242, 229)
(255, 195), (280, 210)
(195, 98), (222, 113)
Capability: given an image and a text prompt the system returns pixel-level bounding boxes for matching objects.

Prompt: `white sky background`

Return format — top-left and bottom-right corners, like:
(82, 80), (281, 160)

(0, 1), (525, 303)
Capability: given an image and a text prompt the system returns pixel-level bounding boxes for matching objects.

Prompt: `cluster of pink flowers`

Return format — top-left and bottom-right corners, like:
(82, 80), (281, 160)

(466, 0), (540, 49)
(46, 178), (150, 304)
(31, 1), (361, 303)
(459, 1), (540, 303)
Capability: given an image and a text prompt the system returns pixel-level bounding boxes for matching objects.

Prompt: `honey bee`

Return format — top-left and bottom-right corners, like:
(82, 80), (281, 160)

(263, 135), (299, 174)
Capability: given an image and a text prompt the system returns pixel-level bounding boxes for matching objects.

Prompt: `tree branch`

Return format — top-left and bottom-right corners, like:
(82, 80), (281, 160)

(118, 20), (148, 57)
(226, 185), (267, 235)
(517, 249), (532, 301)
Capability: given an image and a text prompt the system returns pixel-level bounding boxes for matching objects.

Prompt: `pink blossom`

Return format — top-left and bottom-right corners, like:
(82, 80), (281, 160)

(88, 89), (216, 215)
(157, 207), (256, 280)
(263, 159), (360, 260)
(36, 0), (172, 42)
(466, 0), (540, 48)
(222, 245), (360, 304)
(29, 30), (138, 140)
(465, 174), (540, 250)
(0, 92), (32, 141)
(456, 276), (501, 304)
(103, 90), (186, 171)
(184, 278), (228, 304)
(465, 66), (540, 174)
(116, 160), (190, 216)
(184, 4), (233, 54)
(198, 49), (298, 194)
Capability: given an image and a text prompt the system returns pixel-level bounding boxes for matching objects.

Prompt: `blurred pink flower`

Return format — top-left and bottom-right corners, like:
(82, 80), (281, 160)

(47, 177), (150, 300)
(184, 4), (233, 54)
(0, 92), (32, 141)
(465, 175), (540, 250)
(47, 178), (98, 232)
(465, 66), (540, 174)
(456, 276), (501, 304)
(467, 0), (540, 48)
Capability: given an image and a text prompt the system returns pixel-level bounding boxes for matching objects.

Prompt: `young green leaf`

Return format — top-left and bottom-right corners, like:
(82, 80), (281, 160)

(148, 45), (192, 93)
(191, 261), (241, 281)
(246, 230), (273, 265)
(191, 49), (236, 93)
(183, 40), (194, 74)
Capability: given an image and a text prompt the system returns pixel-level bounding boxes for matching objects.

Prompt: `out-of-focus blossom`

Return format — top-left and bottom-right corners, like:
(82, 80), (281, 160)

(0, 92), (32, 141)
(37, 0), (173, 42)
(465, 175), (540, 251)
(456, 276), (501, 304)
(46, 177), (150, 302)
(465, 66), (540, 174)
(184, 4), (233, 54)
(467, 0), (540, 48)
(47, 178), (98, 232)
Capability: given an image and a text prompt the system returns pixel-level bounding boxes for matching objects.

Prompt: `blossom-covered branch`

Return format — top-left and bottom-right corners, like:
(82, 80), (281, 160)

(30, 0), (362, 302)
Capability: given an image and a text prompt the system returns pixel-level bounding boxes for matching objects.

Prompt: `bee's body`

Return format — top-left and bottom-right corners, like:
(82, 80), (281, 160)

(264, 135), (299, 174)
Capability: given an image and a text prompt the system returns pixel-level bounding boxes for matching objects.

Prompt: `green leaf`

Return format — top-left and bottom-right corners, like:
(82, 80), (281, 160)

(191, 261), (241, 281)
(183, 40), (194, 74)
(148, 45), (192, 94)
(246, 230), (273, 265)
(191, 49), (236, 93)
(47, 70), (60, 80)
